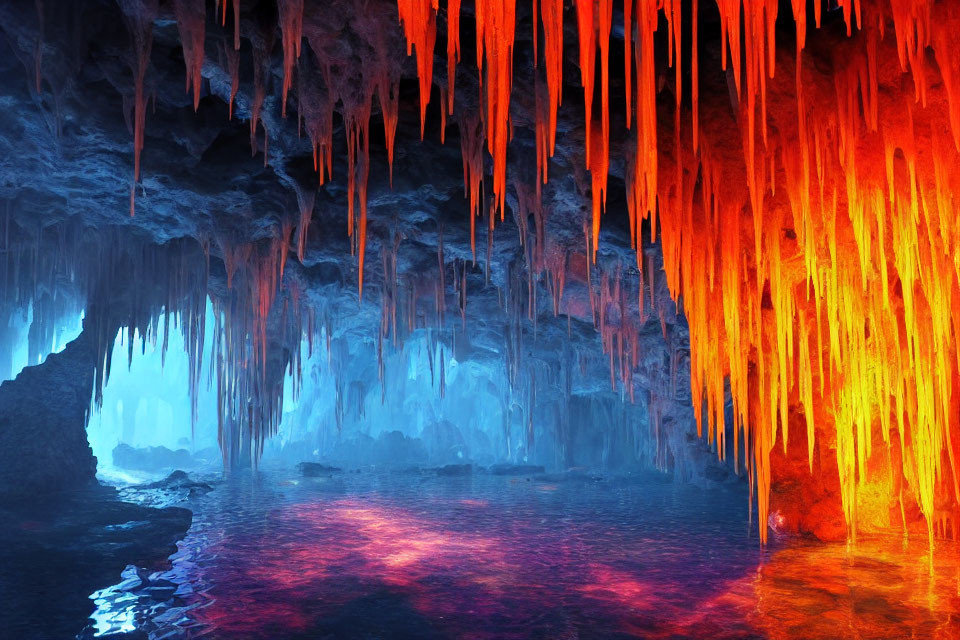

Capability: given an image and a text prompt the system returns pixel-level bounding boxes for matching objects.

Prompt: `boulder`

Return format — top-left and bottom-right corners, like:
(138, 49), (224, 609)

(297, 462), (343, 477)
(488, 464), (546, 476)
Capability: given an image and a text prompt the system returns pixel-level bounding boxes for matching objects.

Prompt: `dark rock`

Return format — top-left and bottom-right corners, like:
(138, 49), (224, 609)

(0, 331), (98, 500)
(297, 462), (343, 477)
(0, 485), (191, 639)
(112, 444), (196, 474)
(435, 464), (473, 476)
(141, 470), (213, 495)
(488, 464), (546, 476)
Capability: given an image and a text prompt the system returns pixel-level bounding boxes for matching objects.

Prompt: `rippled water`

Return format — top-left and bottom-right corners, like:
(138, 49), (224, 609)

(84, 470), (960, 639)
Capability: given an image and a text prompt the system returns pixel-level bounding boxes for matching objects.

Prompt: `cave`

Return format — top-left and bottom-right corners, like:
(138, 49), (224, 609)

(1, 0), (959, 638)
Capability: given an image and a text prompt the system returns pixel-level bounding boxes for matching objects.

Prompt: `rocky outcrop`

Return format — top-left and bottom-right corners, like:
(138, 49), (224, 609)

(0, 484), (192, 639)
(0, 330), (98, 500)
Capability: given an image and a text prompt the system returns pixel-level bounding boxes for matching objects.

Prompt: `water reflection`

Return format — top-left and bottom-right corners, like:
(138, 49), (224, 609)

(84, 472), (960, 639)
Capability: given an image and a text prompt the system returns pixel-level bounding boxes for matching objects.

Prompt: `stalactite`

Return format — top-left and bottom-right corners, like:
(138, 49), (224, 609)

(295, 185), (316, 263)
(119, 0), (158, 216)
(475, 0), (516, 217)
(446, 0), (461, 115)
(219, 39), (240, 120)
(397, 0), (438, 138)
(344, 85), (374, 299)
(250, 24), (276, 159)
(574, 0), (596, 168)
(278, 0), (304, 118)
(173, 0), (205, 111)
(458, 112), (484, 261)
(540, 0), (563, 157)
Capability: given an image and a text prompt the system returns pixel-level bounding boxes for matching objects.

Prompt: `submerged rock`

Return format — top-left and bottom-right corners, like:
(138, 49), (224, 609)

(141, 470), (214, 497)
(297, 462), (343, 477)
(435, 464), (473, 476)
(488, 464), (546, 476)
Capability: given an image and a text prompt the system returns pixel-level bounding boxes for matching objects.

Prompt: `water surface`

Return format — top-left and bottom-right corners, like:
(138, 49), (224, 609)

(85, 470), (960, 639)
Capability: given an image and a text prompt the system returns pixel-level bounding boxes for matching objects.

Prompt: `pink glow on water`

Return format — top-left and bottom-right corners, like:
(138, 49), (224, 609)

(93, 473), (960, 639)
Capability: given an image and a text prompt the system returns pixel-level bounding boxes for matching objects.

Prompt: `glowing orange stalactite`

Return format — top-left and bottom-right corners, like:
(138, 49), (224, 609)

(173, 0), (205, 112)
(627, 0), (657, 249)
(345, 91), (373, 300)
(120, 0), (157, 217)
(589, 119), (608, 259)
(664, 2), (960, 548)
(459, 113), (484, 261)
(474, 0), (516, 218)
(540, 0), (563, 156)
(397, 0), (438, 138)
(278, 0), (304, 118)
(447, 0), (461, 115)
(692, 0), (699, 151)
(379, 77), (400, 186)
(220, 41), (240, 120)
(624, 0), (633, 129)
(574, 0), (595, 167)
(535, 77), (550, 202)
(371, 29), (401, 187)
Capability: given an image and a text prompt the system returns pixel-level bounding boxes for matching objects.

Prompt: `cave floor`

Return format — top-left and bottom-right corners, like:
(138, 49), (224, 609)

(62, 470), (960, 639)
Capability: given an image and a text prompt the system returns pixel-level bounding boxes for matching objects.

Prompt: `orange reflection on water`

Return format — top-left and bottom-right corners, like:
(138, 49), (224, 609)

(675, 536), (960, 640)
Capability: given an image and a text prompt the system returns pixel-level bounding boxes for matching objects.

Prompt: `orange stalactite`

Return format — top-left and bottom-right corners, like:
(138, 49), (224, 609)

(589, 119), (608, 260)
(624, 0), (633, 129)
(656, 2), (960, 548)
(692, 0), (699, 151)
(397, 0), (438, 138)
(535, 77), (549, 202)
(574, 0), (595, 167)
(474, 0), (516, 218)
(380, 77), (400, 186)
(540, 0), (563, 155)
(447, 0), (461, 115)
(120, 0), (158, 216)
(173, 0), (205, 112)
(371, 30), (401, 187)
(295, 186), (316, 263)
(458, 113), (484, 261)
(221, 40), (240, 120)
(278, 0), (304, 118)
(629, 0), (658, 246)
